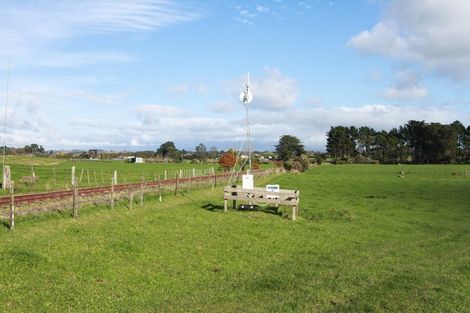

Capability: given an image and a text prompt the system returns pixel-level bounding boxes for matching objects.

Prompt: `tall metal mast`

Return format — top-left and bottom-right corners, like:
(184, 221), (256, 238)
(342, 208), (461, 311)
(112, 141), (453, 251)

(240, 73), (253, 173)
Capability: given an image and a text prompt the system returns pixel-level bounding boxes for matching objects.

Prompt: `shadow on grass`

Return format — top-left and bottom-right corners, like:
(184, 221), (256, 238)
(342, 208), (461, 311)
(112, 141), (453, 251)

(0, 219), (10, 229)
(201, 203), (224, 212)
(201, 203), (283, 217)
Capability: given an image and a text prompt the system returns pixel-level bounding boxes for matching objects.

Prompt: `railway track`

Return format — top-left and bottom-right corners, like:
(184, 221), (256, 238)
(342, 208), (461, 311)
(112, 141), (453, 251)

(0, 171), (266, 207)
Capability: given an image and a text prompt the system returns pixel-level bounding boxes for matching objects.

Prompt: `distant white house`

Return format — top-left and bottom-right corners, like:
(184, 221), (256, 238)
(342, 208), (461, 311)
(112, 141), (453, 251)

(126, 156), (145, 163)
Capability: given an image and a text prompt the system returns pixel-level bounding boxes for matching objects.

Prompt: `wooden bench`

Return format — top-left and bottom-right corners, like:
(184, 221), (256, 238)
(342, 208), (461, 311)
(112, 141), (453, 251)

(223, 186), (300, 221)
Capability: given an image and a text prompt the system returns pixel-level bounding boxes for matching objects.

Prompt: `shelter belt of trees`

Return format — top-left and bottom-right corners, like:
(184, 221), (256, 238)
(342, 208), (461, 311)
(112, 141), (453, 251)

(326, 120), (470, 164)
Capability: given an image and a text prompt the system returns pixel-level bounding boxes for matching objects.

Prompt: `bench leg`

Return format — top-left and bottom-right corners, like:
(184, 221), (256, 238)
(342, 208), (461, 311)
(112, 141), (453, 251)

(224, 199), (228, 212)
(292, 205), (297, 221)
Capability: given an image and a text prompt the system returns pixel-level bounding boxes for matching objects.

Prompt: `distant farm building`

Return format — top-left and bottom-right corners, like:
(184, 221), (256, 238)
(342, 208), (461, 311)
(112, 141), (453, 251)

(126, 156), (145, 163)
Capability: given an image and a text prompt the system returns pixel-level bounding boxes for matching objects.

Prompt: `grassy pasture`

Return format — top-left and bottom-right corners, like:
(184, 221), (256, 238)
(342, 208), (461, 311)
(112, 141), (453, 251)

(0, 164), (469, 312)
(0, 156), (222, 195)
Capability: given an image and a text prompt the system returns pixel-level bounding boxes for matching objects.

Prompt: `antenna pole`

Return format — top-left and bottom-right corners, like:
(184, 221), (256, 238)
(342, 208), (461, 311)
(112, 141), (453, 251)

(245, 73), (251, 173)
(2, 57), (11, 175)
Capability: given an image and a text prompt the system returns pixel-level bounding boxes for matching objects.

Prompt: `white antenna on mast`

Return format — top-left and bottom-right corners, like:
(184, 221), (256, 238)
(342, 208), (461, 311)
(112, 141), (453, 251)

(228, 72), (254, 188)
(239, 72), (253, 172)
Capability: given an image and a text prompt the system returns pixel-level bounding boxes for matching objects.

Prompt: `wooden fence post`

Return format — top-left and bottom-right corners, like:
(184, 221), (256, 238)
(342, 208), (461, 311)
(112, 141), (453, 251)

(175, 172), (179, 196)
(72, 178), (78, 219)
(3, 165), (11, 190)
(79, 168), (84, 184)
(9, 181), (14, 230)
(53, 166), (57, 186)
(158, 175), (162, 202)
(129, 189), (134, 209)
(71, 166), (76, 186)
(87, 168), (90, 185)
(140, 177), (144, 206)
(213, 168), (217, 190)
(164, 170), (167, 180)
(113, 170), (118, 185)
(110, 178), (115, 209)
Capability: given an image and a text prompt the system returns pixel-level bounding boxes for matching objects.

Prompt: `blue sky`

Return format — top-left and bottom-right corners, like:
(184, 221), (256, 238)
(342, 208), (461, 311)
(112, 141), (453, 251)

(1, 0), (469, 151)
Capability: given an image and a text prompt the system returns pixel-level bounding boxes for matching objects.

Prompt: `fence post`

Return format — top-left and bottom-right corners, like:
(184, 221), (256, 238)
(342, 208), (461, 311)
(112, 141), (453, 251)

(175, 172), (179, 196)
(2, 165), (11, 190)
(110, 177), (115, 209)
(158, 175), (162, 202)
(164, 170), (167, 180)
(79, 168), (84, 184)
(71, 166), (76, 186)
(53, 166), (57, 186)
(129, 189), (134, 209)
(140, 177), (144, 206)
(188, 175), (191, 193)
(113, 170), (118, 185)
(9, 181), (14, 230)
(72, 177), (78, 219)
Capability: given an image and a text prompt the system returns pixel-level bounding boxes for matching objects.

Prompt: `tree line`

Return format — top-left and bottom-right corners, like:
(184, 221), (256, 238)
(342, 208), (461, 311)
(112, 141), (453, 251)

(326, 120), (470, 164)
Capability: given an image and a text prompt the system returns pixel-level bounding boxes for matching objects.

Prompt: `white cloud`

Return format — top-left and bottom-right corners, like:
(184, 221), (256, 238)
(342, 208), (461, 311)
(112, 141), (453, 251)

(135, 104), (188, 125)
(210, 101), (237, 113)
(169, 84), (190, 97)
(0, 1), (205, 68)
(256, 5), (269, 13)
(1, 90), (465, 150)
(252, 68), (299, 110)
(349, 0), (470, 81)
(225, 68), (299, 111)
(381, 85), (428, 101)
(168, 83), (208, 97)
(380, 69), (428, 101)
(304, 97), (322, 106)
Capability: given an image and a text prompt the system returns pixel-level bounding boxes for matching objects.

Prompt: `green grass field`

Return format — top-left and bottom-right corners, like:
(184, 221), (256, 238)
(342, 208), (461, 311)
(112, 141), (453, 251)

(0, 164), (469, 312)
(0, 156), (224, 196)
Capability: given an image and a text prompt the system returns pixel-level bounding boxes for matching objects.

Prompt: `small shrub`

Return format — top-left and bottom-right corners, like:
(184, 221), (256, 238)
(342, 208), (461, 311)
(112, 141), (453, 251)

(296, 154), (310, 171)
(282, 161), (293, 171)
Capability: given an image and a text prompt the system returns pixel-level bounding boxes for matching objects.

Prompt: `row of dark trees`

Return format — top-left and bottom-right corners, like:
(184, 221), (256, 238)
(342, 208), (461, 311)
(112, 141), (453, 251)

(0, 143), (46, 156)
(156, 141), (221, 162)
(326, 120), (470, 164)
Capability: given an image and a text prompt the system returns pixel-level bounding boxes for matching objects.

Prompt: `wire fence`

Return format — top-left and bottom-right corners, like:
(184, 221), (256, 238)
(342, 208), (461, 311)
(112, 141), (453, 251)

(0, 168), (279, 229)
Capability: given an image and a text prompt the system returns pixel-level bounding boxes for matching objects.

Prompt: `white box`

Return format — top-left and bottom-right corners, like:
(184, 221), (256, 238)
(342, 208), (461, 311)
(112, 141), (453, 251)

(266, 184), (280, 199)
(242, 174), (254, 190)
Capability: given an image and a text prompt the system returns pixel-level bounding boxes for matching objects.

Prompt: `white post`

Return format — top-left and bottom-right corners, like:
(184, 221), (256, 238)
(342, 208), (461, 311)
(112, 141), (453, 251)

(71, 166), (76, 186)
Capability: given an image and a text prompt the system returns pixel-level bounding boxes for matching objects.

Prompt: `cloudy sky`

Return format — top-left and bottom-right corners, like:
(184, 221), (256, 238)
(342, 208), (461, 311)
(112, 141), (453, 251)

(0, 0), (469, 151)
